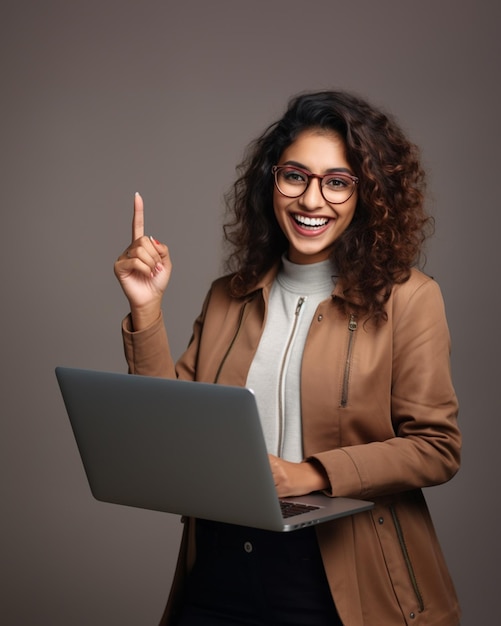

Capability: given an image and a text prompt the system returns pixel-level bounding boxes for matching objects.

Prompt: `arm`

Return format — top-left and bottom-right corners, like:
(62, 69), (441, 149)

(311, 278), (461, 499)
(114, 193), (175, 377)
(270, 277), (461, 499)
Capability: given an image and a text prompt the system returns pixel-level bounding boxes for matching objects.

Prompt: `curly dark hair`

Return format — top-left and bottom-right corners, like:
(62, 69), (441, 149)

(223, 90), (433, 323)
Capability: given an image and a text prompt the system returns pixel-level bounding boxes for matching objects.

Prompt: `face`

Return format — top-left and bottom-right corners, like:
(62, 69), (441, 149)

(273, 129), (357, 264)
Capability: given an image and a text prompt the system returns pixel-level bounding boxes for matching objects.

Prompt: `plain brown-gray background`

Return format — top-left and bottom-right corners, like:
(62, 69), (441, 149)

(1, 1), (499, 624)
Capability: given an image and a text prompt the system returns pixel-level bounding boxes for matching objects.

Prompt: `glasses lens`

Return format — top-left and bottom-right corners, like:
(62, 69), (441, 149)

(321, 173), (356, 203)
(274, 167), (356, 203)
(275, 167), (307, 197)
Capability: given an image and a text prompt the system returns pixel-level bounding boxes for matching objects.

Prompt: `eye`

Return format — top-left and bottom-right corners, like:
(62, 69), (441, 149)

(324, 174), (351, 189)
(281, 168), (307, 184)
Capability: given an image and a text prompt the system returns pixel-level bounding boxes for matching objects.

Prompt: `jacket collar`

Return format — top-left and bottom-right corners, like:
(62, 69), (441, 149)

(240, 260), (358, 305)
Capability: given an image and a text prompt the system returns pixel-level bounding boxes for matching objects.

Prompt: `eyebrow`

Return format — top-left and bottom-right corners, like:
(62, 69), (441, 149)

(282, 160), (354, 175)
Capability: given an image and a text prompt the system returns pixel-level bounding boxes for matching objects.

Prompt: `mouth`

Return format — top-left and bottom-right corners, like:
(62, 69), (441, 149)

(292, 213), (331, 230)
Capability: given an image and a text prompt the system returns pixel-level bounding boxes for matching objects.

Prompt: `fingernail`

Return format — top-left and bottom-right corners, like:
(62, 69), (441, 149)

(150, 235), (161, 245)
(155, 263), (163, 273)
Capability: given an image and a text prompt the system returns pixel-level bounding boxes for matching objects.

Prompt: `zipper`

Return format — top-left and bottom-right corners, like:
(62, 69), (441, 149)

(277, 296), (306, 456)
(390, 505), (425, 612)
(340, 313), (357, 407)
(213, 299), (250, 384)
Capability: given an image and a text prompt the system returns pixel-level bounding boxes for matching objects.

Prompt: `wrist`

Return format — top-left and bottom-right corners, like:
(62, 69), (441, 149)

(130, 303), (162, 332)
(303, 459), (330, 492)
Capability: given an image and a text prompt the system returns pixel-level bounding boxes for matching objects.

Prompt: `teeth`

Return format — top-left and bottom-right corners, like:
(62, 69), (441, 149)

(294, 214), (329, 227)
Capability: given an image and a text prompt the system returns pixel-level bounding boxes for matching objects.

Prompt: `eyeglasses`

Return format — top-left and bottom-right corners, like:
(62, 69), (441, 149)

(272, 165), (359, 205)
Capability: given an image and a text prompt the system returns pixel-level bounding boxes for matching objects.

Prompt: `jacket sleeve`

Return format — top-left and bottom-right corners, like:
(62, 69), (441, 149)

(121, 313), (176, 377)
(309, 277), (461, 499)
(121, 289), (212, 380)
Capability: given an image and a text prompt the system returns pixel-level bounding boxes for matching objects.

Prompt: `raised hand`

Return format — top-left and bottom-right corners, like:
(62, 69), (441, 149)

(114, 193), (172, 330)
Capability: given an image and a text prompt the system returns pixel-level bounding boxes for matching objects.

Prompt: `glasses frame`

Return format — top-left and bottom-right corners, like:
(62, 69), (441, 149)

(272, 165), (359, 205)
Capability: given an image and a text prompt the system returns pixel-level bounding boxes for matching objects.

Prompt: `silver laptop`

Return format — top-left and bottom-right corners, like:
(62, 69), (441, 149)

(55, 366), (373, 532)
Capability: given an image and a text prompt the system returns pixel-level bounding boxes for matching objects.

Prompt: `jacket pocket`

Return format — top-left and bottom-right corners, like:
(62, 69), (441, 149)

(389, 504), (425, 612)
(340, 314), (357, 407)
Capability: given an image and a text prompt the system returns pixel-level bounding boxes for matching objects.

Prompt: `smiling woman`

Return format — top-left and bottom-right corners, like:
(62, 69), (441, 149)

(271, 130), (359, 264)
(223, 91), (431, 325)
(114, 90), (461, 626)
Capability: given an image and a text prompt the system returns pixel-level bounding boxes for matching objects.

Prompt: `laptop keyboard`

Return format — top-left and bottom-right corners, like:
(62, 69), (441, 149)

(279, 500), (320, 518)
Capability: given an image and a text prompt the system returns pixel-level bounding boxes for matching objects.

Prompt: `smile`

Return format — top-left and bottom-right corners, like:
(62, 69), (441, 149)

(293, 214), (330, 229)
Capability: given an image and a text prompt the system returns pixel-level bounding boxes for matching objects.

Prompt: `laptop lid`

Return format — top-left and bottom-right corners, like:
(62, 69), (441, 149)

(55, 367), (373, 532)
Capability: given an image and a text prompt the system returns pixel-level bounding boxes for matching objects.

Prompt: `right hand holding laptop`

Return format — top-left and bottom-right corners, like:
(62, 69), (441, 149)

(114, 192), (172, 331)
(269, 454), (329, 498)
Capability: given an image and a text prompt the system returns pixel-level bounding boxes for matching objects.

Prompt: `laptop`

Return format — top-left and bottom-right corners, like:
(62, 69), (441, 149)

(55, 366), (374, 532)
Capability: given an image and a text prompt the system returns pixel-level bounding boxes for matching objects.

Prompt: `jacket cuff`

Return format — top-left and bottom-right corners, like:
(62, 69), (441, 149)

(307, 448), (364, 497)
(121, 312), (176, 377)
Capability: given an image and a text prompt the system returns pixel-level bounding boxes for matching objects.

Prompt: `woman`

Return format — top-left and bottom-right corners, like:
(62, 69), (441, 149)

(114, 91), (461, 625)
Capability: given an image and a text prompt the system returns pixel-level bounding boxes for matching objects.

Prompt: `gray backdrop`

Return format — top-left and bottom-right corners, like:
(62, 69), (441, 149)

(1, 1), (499, 624)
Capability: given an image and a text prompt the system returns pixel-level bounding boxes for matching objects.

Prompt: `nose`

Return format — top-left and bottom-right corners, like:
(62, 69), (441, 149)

(298, 176), (325, 211)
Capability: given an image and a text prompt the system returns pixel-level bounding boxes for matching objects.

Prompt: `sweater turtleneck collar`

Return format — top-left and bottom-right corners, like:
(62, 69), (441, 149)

(277, 254), (337, 295)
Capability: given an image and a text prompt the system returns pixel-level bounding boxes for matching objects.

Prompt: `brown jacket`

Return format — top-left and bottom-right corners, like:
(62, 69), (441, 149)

(122, 266), (461, 626)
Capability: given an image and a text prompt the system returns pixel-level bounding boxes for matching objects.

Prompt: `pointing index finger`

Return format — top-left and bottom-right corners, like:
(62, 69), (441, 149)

(132, 192), (145, 242)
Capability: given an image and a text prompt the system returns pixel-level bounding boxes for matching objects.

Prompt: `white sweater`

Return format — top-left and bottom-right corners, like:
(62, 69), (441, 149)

(246, 255), (337, 462)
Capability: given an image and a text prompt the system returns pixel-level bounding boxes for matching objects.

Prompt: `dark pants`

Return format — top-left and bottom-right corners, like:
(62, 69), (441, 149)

(174, 519), (343, 626)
